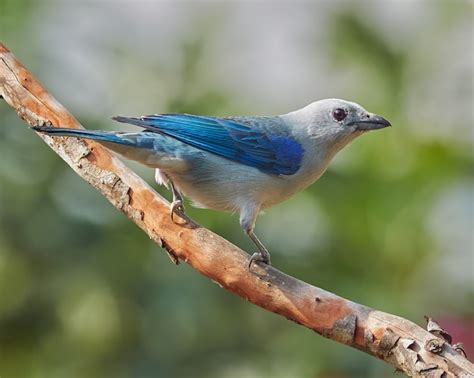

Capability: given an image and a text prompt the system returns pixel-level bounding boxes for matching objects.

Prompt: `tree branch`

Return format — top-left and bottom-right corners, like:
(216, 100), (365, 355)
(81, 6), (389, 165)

(0, 43), (472, 377)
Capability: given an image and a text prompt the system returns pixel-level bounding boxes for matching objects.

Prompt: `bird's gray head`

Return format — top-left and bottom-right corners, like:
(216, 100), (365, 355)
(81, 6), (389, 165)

(285, 98), (391, 148)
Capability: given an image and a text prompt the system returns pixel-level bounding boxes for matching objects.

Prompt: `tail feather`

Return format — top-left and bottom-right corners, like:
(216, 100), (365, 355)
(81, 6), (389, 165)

(31, 126), (189, 170)
(32, 126), (136, 146)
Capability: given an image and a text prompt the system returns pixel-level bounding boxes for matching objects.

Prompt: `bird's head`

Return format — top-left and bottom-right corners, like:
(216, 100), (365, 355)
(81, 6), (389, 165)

(285, 98), (391, 150)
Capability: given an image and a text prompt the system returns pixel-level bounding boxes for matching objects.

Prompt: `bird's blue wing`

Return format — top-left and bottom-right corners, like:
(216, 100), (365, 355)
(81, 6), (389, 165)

(113, 114), (303, 175)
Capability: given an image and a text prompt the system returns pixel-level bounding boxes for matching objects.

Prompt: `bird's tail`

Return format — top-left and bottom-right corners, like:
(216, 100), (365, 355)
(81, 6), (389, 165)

(32, 126), (153, 166)
(32, 126), (136, 146)
(32, 126), (186, 170)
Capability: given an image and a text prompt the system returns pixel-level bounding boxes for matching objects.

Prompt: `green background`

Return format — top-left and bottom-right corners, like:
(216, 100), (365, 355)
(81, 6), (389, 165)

(0, 1), (472, 377)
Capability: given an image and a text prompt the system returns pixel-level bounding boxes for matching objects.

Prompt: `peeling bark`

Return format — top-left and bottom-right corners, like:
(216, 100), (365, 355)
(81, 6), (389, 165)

(0, 43), (472, 377)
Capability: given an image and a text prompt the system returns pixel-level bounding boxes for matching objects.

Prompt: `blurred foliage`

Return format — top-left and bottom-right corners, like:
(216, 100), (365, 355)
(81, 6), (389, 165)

(0, 1), (472, 378)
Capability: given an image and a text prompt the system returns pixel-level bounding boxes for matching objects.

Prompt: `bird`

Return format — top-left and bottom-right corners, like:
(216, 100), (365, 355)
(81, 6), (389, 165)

(33, 99), (391, 267)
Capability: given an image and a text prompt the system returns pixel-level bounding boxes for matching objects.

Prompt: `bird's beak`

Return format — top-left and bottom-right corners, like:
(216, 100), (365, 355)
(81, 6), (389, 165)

(353, 113), (391, 131)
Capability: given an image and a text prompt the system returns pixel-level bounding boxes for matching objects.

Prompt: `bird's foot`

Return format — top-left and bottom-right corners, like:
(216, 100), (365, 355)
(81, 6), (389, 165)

(170, 199), (188, 224)
(248, 252), (271, 269)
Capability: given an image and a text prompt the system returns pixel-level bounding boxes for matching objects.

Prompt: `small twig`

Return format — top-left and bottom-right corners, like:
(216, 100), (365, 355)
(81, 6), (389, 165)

(1, 42), (472, 377)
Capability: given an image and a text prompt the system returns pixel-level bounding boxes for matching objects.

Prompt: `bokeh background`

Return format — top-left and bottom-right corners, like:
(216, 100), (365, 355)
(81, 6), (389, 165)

(0, 1), (473, 377)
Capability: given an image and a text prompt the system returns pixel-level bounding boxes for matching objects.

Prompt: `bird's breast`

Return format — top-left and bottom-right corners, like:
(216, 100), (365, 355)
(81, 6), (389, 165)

(163, 150), (331, 213)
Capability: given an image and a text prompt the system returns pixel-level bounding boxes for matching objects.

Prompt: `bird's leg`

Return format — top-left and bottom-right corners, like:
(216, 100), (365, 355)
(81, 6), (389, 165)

(168, 179), (187, 223)
(240, 206), (271, 268)
(246, 229), (271, 268)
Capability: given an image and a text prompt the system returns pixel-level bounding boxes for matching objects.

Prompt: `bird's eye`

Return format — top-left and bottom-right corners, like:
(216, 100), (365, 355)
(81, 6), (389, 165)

(332, 108), (347, 122)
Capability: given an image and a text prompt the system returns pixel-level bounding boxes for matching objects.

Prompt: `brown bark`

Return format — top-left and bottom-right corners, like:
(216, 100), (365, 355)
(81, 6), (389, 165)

(0, 43), (472, 377)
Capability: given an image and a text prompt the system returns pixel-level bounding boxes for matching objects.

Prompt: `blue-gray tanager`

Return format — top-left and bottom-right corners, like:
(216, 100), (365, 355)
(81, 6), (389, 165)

(34, 99), (390, 266)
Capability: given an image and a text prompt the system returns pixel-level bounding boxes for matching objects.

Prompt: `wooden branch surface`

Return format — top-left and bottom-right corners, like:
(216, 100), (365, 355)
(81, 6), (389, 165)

(0, 43), (472, 377)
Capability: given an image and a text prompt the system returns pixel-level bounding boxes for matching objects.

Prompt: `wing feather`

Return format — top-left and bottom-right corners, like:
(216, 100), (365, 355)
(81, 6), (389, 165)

(113, 114), (303, 175)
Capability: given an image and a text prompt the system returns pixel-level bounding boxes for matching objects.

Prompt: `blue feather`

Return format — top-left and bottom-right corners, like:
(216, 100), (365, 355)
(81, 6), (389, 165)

(31, 127), (136, 145)
(113, 114), (303, 175)
(31, 127), (162, 150)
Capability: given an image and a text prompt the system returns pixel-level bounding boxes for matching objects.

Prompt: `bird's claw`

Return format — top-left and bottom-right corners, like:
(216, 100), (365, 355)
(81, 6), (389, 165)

(248, 252), (271, 269)
(170, 199), (187, 223)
